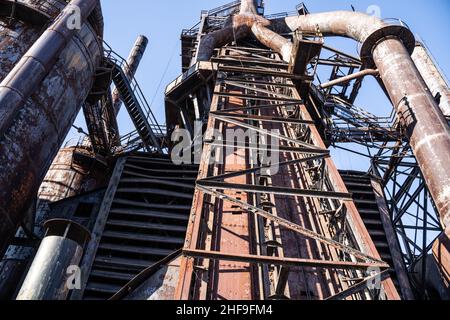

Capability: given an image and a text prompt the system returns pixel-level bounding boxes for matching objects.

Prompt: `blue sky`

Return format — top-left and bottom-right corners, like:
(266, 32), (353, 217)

(68, 0), (450, 170)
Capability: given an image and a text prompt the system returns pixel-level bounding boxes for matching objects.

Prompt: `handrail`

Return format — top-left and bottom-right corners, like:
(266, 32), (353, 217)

(102, 41), (166, 142)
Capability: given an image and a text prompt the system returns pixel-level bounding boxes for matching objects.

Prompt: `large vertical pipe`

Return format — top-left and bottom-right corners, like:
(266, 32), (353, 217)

(372, 38), (450, 230)
(276, 11), (450, 230)
(412, 41), (450, 117)
(112, 35), (149, 115)
(432, 229), (450, 297)
(0, 0), (98, 128)
(0, 0), (103, 257)
(16, 219), (90, 300)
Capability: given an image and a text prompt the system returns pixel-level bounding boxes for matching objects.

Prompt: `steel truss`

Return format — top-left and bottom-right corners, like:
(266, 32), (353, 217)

(303, 28), (446, 298)
(174, 43), (400, 300)
(371, 142), (443, 298)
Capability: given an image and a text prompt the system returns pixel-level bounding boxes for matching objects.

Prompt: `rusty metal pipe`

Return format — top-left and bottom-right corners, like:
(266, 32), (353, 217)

(412, 41), (450, 117)
(251, 22), (292, 62)
(275, 11), (450, 230)
(240, 0), (258, 15)
(0, 0), (103, 257)
(280, 11), (386, 43)
(112, 35), (149, 115)
(320, 69), (379, 89)
(196, 0), (292, 63)
(0, 0), (99, 132)
(373, 38), (450, 229)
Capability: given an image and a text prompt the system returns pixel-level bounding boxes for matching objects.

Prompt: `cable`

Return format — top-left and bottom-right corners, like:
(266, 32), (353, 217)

(148, 39), (179, 111)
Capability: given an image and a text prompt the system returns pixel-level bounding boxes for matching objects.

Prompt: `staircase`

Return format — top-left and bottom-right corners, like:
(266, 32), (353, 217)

(105, 58), (164, 154)
(339, 170), (402, 290)
(81, 154), (198, 300)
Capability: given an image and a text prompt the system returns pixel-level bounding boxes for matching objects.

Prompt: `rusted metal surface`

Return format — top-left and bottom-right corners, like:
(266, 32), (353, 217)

(372, 38), (450, 231)
(196, 0), (292, 63)
(279, 11), (386, 43)
(175, 44), (400, 300)
(124, 258), (181, 301)
(38, 147), (106, 203)
(271, 9), (450, 249)
(0, 0), (100, 125)
(432, 230), (450, 297)
(0, 0), (103, 256)
(112, 35), (149, 115)
(412, 41), (450, 117)
(110, 251), (182, 301)
(16, 219), (90, 300)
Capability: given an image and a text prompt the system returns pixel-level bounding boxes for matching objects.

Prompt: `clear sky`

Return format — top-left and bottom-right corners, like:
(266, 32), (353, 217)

(67, 0), (450, 170)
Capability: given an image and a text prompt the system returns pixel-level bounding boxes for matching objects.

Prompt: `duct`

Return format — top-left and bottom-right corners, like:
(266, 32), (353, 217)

(320, 69), (379, 89)
(0, 0), (99, 128)
(412, 41), (450, 117)
(271, 11), (450, 233)
(16, 219), (90, 300)
(0, 0), (103, 257)
(196, 0), (292, 63)
(112, 35), (149, 116)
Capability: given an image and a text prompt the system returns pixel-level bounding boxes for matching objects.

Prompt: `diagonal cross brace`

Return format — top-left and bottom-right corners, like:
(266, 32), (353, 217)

(197, 185), (385, 264)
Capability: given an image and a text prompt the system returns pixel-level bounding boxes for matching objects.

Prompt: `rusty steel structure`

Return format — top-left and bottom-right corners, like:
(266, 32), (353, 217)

(0, 0), (103, 257)
(0, 0), (449, 301)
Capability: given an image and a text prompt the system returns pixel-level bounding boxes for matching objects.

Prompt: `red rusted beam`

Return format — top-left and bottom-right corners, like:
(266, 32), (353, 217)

(183, 249), (390, 270)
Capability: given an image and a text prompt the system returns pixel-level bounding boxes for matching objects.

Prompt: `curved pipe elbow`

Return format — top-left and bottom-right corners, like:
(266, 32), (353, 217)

(276, 11), (414, 67)
(251, 23), (293, 62)
(196, 29), (232, 62)
(282, 11), (386, 44)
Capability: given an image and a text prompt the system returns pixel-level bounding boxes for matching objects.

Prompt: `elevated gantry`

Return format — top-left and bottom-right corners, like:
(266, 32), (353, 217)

(0, 0), (448, 300)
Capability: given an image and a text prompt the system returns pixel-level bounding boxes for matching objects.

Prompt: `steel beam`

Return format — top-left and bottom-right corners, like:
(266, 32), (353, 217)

(183, 249), (389, 270)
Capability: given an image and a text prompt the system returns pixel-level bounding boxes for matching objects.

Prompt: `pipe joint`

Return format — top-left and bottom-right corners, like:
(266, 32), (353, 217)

(360, 25), (415, 67)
